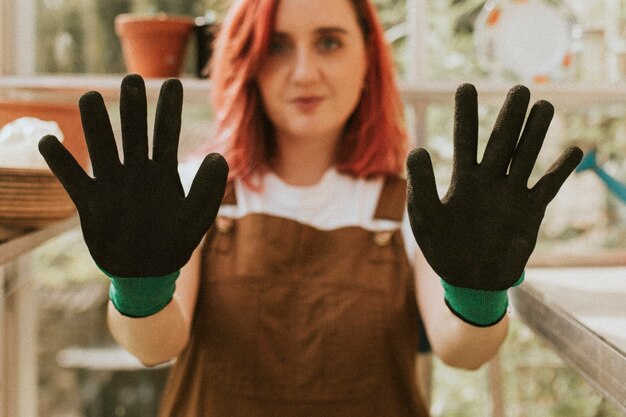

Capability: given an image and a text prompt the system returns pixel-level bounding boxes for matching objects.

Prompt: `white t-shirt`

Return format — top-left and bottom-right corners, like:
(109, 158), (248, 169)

(179, 159), (419, 263)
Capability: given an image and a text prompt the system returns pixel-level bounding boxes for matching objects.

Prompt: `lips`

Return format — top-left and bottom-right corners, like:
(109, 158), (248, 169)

(291, 96), (325, 113)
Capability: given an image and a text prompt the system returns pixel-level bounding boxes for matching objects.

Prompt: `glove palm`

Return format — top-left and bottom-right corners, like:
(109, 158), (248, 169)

(408, 84), (582, 292)
(39, 74), (228, 278)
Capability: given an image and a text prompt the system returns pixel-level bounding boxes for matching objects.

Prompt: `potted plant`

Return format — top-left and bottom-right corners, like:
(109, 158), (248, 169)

(115, 13), (195, 78)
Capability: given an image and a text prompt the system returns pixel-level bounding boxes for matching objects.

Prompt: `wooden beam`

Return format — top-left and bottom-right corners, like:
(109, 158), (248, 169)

(0, 266), (6, 417)
(0, 0), (16, 75)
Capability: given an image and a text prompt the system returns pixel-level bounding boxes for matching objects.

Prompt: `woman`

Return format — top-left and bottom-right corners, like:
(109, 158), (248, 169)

(38, 0), (582, 415)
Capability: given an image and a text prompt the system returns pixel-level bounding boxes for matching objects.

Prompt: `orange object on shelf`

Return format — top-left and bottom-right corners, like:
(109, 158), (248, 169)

(0, 100), (89, 170)
(532, 74), (551, 84)
(486, 8), (501, 26)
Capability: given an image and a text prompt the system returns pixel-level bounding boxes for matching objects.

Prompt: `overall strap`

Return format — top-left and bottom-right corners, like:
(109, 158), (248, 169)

(221, 181), (237, 205)
(373, 176), (407, 221)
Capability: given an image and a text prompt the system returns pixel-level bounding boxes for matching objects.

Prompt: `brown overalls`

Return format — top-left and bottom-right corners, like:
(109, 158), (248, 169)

(159, 176), (430, 417)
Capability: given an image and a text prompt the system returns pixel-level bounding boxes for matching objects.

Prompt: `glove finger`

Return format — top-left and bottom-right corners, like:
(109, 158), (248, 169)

(79, 91), (121, 179)
(39, 135), (92, 206)
(508, 100), (554, 186)
(481, 85), (530, 176)
(406, 148), (442, 231)
(152, 78), (183, 167)
(120, 74), (149, 165)
(182, 153), (229, 239)
(532, 146), (583, 206)
(452, 83), (479, 174)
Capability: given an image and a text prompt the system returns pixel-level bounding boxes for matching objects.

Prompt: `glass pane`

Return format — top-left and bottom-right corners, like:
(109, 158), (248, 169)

(34, 0), (231, 74)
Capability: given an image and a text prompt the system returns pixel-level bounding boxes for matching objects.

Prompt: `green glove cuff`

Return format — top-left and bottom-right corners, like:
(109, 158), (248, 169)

(441, 272), (525, 327)
(100, 267), (180, 318)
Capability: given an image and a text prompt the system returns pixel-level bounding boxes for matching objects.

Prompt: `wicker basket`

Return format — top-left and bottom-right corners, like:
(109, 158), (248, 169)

(0, 166), (76, 238)
(0, 100), (88, 238)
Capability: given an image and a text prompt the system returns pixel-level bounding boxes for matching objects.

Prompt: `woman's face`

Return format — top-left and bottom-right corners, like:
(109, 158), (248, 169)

(256, 0), (368, 146)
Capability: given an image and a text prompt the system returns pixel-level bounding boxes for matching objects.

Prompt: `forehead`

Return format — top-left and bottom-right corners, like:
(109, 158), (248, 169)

(273, 0), (361, 33)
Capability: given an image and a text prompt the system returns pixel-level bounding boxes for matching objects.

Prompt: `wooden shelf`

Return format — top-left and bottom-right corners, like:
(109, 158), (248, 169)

(3, 75), (626, 109)
(528, 249), (626, 268)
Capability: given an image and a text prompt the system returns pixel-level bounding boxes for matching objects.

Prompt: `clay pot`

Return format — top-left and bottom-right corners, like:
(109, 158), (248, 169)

(115, 13), (195, 78)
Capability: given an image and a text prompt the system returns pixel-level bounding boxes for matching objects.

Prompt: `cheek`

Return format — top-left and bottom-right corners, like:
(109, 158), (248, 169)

(332, 60), (367, 115)
(257, 75), (283, 121)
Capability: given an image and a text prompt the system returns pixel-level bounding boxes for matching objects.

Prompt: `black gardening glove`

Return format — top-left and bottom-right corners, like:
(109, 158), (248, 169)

(407, 84), (582, 326)
(39, 74), (228, 316)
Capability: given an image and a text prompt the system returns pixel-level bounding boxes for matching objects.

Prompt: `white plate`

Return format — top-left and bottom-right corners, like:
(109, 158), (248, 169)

(474, 0), (578, 82)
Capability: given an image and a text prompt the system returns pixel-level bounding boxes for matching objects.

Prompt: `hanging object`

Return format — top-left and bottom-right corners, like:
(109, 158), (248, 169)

(576, 150), (626, 204)
(474, 0), (579, 83)
(194, 11), (219, 79)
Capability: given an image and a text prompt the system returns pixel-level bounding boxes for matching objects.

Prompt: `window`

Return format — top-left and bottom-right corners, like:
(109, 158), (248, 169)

(4, 0), (410, 77)
(33, 0), (231, 75)
(1, 0), (36, 75)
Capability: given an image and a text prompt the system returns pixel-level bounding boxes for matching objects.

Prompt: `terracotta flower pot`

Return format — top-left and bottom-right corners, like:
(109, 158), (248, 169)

(115, 13), (195, 78)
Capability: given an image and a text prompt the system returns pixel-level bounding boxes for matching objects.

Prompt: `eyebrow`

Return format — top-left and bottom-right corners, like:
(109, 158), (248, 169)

(272, 27), (349, 37)
(315, 27), (348, 35)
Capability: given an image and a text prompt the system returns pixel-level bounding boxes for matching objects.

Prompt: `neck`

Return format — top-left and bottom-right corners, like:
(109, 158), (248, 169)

(271, 132), (338, 186)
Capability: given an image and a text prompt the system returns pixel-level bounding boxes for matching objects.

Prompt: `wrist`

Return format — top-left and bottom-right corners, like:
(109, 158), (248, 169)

(441, 272), (525, 327)
(100, 266), (180, 318)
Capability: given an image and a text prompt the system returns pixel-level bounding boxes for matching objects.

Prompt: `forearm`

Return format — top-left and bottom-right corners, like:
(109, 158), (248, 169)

(107, 295), (191, 367)
(106, 249), (201, 367)
(416, 252), (509, 370)
(421, 285), (508, 369)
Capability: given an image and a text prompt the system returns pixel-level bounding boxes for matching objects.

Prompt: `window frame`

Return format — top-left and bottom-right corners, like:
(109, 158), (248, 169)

(0, 0), (36, 75)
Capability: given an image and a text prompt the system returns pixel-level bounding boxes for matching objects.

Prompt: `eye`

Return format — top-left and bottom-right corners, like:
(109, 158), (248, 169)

(317, 36), (342, 52)
(268, 36), (291, 55)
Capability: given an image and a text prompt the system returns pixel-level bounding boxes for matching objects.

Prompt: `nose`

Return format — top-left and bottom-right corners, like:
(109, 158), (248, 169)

(291, 47), (321, 85)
